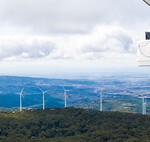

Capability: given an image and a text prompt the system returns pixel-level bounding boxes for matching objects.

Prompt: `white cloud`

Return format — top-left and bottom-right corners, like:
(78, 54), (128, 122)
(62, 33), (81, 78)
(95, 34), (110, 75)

(0, 0), (149, 35)
(0, 36), (55, 60)
(51, 24), (136, 60)
(0, 0), (147, 76)
(0, 24), (136, 62)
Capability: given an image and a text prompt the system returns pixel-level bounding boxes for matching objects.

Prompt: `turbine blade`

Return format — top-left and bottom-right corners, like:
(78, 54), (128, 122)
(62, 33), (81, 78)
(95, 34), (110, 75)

(62, 86), (65, 91)
(44, 90), (48, 93)
(20, 88), (24, 94)
(37, 86), (43, 92)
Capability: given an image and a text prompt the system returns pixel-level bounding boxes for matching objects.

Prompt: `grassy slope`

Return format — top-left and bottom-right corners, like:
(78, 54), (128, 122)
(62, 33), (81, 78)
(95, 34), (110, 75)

(0, 108), (150, 142)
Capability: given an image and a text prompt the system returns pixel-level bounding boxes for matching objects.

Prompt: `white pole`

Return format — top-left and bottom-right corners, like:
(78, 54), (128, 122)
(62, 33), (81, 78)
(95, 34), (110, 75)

(142, 97), (146, 115)
(64, 91), (67, 108)
(100, 93), (102, 111)
(43, 92), (45, 110)
(144, 99), (146, 115)
(142, 97), (144, 114)
(20, 94), (22, 112)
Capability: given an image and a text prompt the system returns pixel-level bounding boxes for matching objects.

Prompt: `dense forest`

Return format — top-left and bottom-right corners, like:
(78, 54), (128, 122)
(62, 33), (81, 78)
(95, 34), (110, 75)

(0, 108), (150, 141)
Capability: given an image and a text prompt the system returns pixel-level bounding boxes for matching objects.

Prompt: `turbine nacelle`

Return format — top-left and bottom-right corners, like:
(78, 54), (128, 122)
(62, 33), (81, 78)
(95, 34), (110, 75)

(62, 86), (70, 92)
(16, 88), (24, 98)
(38, 87), (48, 94)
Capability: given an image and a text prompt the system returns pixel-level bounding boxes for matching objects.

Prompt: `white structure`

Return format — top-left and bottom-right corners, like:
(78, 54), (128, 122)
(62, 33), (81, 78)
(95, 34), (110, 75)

(141, 97), (147, 115)
(143, 0), (150, 6)
(100, 89), (103, 111)
(137, 1), (150, 66)
(137, 31), (150, 66)
(62, 86), (69, 108)
(0, 91), (2, 106)
(38, 87), (48, 110)
(18, 88), (24, 112)
(140, 96), (150, 115)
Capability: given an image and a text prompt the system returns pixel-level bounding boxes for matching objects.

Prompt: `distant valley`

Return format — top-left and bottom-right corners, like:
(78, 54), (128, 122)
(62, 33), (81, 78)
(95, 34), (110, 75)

(0, 75), (149, 114)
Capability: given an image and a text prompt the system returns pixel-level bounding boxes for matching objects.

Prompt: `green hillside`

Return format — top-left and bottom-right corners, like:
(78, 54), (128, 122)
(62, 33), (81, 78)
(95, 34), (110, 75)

(0, 108), (150, 142)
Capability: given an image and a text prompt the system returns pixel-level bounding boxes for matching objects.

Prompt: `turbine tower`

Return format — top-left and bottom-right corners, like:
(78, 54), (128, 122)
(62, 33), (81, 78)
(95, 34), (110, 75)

(141, 97), (147, 115)
(17, 88), (24, 112)
(100, 89), (103, 111)
(0, 91), (2, 107)
(38, 87), (48, 110)
(62, 86), (69, 108)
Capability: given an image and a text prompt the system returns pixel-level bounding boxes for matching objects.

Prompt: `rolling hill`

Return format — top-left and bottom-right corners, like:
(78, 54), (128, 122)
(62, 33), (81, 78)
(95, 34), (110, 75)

(0, 108), (150, 142)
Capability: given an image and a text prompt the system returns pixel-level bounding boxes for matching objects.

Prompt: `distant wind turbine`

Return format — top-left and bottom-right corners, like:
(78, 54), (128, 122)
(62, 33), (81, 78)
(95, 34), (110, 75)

(0, 91), (2, 107)
(139, 96), (150, 115)
(141, 97), (147, 115)
(62, 86), (69, 108)
(100, 89), (103, 111)
(38, 87), (48, 110)
(17, 88), (24, 112)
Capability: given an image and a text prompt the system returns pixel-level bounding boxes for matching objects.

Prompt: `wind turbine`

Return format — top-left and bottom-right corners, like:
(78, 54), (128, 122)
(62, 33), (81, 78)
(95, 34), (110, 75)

(38, 87), (48, 110)
(141, 97), (147, 115)
(0, 91), (2, 107)
(100, 89), (103, 111)
(17, 88), (24, 112)
(62, 86), (69, 108)
(141, 96), (150, 115)
(140, 96), (150, 115)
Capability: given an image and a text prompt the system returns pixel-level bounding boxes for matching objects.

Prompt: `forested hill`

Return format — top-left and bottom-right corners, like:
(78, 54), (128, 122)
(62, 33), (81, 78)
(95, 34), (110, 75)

(0, 108), (150, 142)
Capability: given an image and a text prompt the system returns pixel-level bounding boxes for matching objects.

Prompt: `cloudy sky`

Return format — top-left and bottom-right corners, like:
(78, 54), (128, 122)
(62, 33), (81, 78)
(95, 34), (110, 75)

(0, 0), (150, 78)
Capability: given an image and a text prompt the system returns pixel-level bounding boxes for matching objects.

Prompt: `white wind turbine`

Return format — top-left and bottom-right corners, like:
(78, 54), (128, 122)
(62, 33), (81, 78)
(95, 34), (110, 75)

(17, 88), (24, 112)
(62, 86), (69, 108)
(100, 89), (103, 111)
(38, 87), (48, 110)
(0, 91), (2, 106)
(141, 97), (147, 115)
(140, 96), (150, 115)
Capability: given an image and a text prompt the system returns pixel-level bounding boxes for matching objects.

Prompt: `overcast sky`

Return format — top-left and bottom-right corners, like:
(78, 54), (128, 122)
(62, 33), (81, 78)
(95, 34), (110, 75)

(0, 0), (150, 78)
